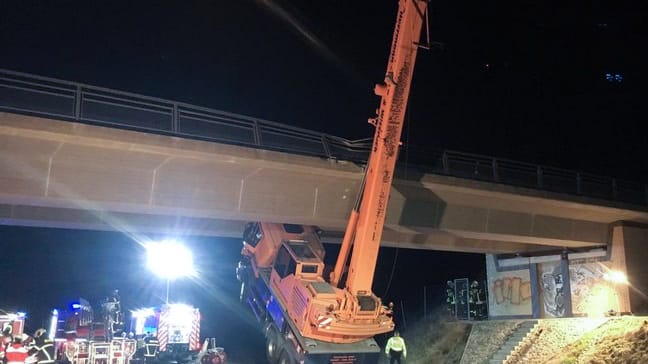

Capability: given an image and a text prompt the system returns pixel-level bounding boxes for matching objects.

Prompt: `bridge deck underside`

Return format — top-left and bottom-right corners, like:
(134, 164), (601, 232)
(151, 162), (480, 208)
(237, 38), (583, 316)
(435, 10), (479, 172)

(2, 113), (647, 254)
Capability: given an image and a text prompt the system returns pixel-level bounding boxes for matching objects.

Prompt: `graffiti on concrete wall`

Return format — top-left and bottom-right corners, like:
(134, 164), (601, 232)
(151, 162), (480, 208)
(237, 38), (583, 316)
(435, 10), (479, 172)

(493, 276), (532, 305)
(539, 262), (565, 317)
(486, 256), (532, 316)
(570, 263), (619, 316)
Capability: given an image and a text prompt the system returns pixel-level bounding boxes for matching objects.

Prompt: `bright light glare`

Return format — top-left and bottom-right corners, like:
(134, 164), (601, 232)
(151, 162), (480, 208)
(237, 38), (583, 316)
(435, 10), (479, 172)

(166, 304), (196, 326)
(132, 308), (157, 335)
(604, 270), (628, 285)
(131, 308), (156, 319)
(581, 284), (617, 317)
(48, 310), (58, 340)
(165, 304), (196, 344)
(146, 240), (196, 279)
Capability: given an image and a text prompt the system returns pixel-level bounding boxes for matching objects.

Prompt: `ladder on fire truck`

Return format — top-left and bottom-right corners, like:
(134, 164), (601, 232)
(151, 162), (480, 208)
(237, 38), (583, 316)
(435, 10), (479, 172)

(67, 339), (135, 364)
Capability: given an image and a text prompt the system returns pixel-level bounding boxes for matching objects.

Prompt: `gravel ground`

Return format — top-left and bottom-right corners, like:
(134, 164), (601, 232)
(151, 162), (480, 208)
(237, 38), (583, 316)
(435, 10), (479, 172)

(546, 317), (648, 364)
(377, 311), (472, 364)
(378, 315), (648, 364)
(456, 316), (648, 364)
(459, 320), (522, 364)
(505, 318), (606, 364)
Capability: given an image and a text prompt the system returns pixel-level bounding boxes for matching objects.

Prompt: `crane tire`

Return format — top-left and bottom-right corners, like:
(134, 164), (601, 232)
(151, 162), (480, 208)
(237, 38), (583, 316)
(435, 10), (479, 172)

(277, 350), (295, 364)
(239, 281), (247, 302)
(265, 327), (280, 364)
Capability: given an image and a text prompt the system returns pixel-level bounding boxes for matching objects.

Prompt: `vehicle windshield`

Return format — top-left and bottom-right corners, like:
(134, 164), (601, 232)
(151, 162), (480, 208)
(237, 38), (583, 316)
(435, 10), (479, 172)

(287, 241), (316, 260)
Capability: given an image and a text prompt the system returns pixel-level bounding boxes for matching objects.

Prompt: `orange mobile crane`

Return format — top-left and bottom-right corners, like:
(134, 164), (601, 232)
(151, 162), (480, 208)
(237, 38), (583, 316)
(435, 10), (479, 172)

(236, 1), (427, 363)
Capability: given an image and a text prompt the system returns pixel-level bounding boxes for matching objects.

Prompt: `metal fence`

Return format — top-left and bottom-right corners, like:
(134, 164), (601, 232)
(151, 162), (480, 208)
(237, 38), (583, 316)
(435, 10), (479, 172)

(1, 68), (646, 206)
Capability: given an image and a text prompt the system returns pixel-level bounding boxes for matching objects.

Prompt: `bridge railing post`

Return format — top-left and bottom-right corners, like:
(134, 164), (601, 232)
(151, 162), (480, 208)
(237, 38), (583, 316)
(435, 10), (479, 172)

(492, 158), (499, 182)
(172, 103), (179, 132)
(252, 120), (262, 146)
(442, 151), (449, 174)
(321, 135), (333, 159)
(74, 85), (82, 120)
(576, 173), (582, 195)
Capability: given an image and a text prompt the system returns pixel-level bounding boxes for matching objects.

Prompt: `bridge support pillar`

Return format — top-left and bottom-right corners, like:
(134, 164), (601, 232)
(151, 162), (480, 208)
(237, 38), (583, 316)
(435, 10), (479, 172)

(620, 224), (648, 314)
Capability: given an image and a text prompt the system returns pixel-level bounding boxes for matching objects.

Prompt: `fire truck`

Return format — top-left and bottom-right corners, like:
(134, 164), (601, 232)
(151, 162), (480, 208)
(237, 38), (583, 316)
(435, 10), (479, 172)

(129, 304), (226, 364)
(0, 313), (26, 363)
(54, 297), (225, 364)
(236, 1), (428, 363)
(52, 296), (137, 364)
(0, 312), (26, 338)
(130, 304), (200, 362)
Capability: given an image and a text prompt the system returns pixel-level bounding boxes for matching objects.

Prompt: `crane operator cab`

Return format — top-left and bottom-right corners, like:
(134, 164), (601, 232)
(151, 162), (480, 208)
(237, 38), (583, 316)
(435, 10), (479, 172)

(273, 241), (323, 279)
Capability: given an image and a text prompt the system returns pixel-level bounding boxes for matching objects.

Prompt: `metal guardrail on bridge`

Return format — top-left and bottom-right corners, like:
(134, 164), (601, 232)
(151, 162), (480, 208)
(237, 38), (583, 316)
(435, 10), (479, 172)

(1, 68), (646, 207)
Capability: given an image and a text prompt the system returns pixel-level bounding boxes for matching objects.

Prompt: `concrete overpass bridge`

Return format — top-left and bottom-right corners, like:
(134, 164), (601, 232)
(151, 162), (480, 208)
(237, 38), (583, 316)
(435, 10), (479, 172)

(4, 68), (648, 317)
(2, 68), (647, 256)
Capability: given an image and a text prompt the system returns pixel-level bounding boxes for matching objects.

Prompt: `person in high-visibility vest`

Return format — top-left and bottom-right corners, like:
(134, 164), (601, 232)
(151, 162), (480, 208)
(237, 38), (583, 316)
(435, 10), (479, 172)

(446, 280), (456, 316)
(1, 324), (14, 361)
(385, 330), (407, 364)
(5, 336), (29, 364)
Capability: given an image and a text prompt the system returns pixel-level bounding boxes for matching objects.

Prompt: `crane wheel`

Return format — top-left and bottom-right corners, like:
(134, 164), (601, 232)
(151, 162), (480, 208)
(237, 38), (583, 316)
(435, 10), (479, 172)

(265, 327), (280, 364)
(277, 350), (295, 364)
(239, 281), (247, 303)
(201, 354), (221, 364)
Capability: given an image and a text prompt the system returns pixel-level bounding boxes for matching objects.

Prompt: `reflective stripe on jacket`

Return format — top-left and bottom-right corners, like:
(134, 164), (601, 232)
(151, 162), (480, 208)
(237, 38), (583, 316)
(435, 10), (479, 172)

(6, 343), (29, 363)
(385, 336), (407, 357)
(31, 342), (55, 364)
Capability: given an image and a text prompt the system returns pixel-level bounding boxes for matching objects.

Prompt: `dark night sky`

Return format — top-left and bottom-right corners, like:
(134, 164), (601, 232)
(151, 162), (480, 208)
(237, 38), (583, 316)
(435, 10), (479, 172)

(0, 0), (647, 359)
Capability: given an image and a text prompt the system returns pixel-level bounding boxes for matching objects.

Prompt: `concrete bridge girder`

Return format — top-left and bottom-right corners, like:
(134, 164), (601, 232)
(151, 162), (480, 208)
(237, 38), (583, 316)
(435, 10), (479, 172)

(2, 112), (648, 254)
(386, 184), (609, 248)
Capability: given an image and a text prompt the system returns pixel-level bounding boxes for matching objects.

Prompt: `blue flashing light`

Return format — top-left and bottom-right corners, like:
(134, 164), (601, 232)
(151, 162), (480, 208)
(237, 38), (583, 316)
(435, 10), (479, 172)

(17, 312), (26, 318)
(71, 303), (82, 310)
(266, 297), (285, 330)
(606, 73), (623, 83)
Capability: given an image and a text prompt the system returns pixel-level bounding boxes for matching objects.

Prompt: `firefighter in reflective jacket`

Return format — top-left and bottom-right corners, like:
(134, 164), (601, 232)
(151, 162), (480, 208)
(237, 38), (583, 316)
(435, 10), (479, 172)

(446, 280), (456, 316)
(29, 329), (54, 364)
(1, 325), (14, 361)
(385, 330), (407, 364)
(5, 336), (29, 364)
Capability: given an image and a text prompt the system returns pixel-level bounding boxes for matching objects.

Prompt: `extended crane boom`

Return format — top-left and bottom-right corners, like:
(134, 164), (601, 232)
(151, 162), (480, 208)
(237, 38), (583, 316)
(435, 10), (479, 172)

(333, 0), (427, 296)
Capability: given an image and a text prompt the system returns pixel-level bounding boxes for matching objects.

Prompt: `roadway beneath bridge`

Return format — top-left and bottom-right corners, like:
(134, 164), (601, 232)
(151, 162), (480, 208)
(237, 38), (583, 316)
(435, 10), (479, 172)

(2, 112), (648, 254)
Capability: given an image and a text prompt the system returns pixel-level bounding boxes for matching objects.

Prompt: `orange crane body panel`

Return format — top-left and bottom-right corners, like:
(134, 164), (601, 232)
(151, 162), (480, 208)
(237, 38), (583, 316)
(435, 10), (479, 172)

(345, 0), (427, 296)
